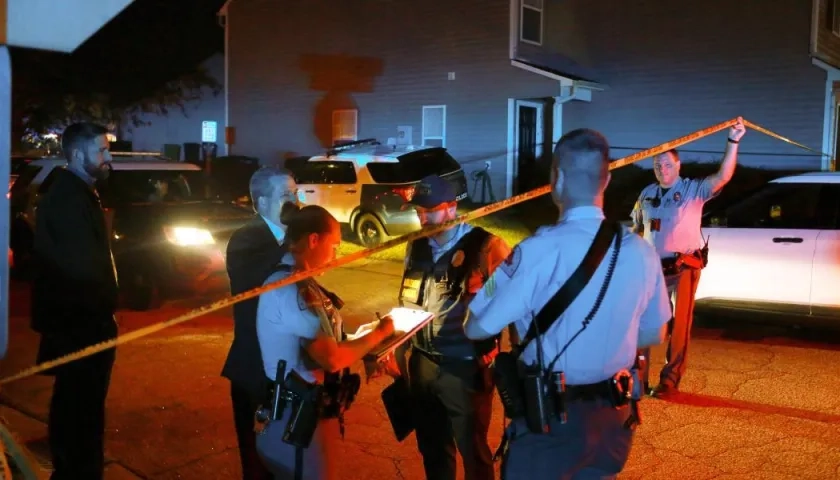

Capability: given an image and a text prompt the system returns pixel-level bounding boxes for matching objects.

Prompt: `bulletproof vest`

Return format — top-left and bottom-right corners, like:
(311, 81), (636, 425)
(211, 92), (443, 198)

(270, 263), (345, 341)
(399, 227), (498, 358)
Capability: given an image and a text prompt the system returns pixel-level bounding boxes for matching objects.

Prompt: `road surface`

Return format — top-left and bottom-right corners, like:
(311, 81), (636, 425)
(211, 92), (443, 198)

(2, 259), (840, 479)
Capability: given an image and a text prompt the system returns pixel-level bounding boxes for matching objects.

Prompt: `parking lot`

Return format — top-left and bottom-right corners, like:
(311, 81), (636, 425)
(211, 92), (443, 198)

(2, 258), (840, 479)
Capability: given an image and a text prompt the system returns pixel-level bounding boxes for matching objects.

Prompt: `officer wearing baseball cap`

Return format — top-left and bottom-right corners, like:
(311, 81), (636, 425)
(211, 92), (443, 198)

(379, 174), (511, 480)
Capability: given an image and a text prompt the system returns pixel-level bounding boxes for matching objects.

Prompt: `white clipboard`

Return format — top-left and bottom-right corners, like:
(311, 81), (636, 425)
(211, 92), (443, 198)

(347, 307), (435, 362)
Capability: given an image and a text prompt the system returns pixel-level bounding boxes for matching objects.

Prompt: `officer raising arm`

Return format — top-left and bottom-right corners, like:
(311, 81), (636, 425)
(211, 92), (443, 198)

(464, 129), (671, 479)
(631, 118), (747, 398)
(254, 204), (394, 480)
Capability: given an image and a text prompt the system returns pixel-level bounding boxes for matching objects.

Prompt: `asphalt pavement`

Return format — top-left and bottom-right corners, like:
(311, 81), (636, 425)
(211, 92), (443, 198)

(2, 259), (840, 479)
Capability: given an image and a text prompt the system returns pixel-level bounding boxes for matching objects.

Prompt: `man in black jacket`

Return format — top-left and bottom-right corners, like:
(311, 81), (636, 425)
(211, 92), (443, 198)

(31, 122), (118, 480)
(223, 165), (299, 480)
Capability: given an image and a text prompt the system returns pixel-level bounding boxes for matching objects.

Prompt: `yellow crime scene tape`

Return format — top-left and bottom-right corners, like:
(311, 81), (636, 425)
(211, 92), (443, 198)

(0, 117), (831, 386)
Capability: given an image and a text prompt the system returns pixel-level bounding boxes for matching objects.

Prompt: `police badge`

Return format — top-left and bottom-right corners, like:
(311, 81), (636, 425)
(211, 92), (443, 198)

(673, 191), (682, 203)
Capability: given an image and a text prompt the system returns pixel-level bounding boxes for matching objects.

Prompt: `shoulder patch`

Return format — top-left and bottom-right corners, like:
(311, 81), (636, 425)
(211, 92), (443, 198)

(499, 245), (522, 278)
(297, 282), (319, 312)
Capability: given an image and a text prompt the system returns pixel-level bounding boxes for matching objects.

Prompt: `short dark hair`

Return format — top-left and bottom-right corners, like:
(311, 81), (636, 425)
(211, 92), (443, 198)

(249, 165), (293, 204)
(553, 128), (611, 183)
(61, 122), (108, 162)
(657, 149), (681, 162)
(280, 203), (337, 249)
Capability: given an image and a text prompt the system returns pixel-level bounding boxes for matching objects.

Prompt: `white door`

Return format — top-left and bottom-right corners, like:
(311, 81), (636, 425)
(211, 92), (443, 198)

(809, 185), (840, 310)
(318, 160), (360, 223)
(696, 181), (825, 307)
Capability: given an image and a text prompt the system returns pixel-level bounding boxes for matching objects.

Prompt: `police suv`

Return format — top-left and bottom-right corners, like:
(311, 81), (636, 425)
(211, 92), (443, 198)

(696, 171), (840, 324)
(285, 139), (469, 247)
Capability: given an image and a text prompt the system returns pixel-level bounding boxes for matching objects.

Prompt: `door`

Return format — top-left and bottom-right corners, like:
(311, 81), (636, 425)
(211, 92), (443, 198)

(810, 184), (840, 310)
(695, 182), (828, 307)
(517, 105), (537, 194)
(289, 163), (326, 209)
(318, 160), (359, 223)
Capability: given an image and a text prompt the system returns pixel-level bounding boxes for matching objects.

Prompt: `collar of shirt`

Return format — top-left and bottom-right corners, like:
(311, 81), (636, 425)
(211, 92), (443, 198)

(560, 206), (605, 223)
(660, 177), (684, 192)
(429, 222), (473, 258)
(261, 215), (286, 242)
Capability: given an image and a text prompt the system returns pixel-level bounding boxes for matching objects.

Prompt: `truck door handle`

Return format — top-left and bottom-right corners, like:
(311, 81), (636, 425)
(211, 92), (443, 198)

(772, 237), (803, 243)
(345, 189), (357, 193)
(304, 189), (315, 193)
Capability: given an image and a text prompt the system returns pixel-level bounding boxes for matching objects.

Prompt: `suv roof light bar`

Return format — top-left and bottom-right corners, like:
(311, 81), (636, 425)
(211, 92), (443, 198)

(326, 138), (380, 157)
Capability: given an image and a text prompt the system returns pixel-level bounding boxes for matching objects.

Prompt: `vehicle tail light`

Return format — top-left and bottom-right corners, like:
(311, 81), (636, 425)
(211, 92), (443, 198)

(392, 186), (415, 202)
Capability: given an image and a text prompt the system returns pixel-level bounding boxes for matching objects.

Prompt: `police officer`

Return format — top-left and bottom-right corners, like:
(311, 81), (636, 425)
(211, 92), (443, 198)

(394, 174), (511, 480)
(254, 203), (394, 480)
(632, 118), (746, 398)
(464, 129), (671, 478)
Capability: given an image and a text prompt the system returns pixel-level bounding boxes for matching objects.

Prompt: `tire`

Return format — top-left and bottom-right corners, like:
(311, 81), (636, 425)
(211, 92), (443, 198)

(354, 213), (387, 248)
(123, 267), (161, 311)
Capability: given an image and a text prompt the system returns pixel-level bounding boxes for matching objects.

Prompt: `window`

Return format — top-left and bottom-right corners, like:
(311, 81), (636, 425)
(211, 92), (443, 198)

(720, 183), (829, 230)
(37, 168), (61, 194)
(101, 170), (207, 205)
(332, 109), (358, 145)
(520, 0), (543, 45)
(289, 161), (357, 185)
(366, 149), (461, 184)
(421, 105), (446, 147)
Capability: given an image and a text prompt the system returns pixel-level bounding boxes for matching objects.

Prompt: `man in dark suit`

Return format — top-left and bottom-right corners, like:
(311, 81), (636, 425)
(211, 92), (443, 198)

(31, 122), (118, 480)
(223, 165), (299, 480)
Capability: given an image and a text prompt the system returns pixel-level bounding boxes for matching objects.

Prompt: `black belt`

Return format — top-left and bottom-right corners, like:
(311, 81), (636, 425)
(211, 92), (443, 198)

(564, 379), (614, 402)
(414, 347), (475, 364)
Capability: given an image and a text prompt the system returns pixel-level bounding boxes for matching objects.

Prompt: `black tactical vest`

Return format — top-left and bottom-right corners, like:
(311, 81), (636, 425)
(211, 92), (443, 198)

(399, 227), (499, 358)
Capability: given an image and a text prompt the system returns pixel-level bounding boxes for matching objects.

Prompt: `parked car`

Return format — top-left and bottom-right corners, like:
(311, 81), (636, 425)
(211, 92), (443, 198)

(9, 159), (254, 310)
(695, 171), (840, 323)
(285, 139), (469, 247)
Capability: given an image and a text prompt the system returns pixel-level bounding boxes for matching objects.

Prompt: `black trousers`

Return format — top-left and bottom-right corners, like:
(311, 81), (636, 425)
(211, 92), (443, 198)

(231, 383), (273, 480)
(408, 351), (495, 480)
(47, 347), (115, 480)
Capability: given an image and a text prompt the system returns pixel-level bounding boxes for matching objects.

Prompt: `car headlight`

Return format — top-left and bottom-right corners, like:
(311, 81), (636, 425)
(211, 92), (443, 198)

(163, 226), (215, 246)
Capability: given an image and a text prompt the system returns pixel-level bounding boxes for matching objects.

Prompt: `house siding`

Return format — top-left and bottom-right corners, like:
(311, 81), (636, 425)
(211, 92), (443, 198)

(812, 0), (840, 68)
(561, 0), (827, 171)
(123, 54), (225, 157)
(227, 0), (558, 202)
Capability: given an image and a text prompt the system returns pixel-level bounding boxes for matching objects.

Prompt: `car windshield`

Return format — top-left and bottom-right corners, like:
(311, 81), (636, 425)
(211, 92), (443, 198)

(102, 169), (206, 204)
(9, 164), (42, 198)
(365, 148), (461, 184)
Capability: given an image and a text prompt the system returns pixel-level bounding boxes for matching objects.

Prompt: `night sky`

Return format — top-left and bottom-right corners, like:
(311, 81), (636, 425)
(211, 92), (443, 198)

(12, 0), (226, 99)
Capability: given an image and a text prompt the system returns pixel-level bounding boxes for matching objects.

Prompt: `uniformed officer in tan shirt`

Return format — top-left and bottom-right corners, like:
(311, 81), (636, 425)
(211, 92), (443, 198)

(631, 117), (746, 398)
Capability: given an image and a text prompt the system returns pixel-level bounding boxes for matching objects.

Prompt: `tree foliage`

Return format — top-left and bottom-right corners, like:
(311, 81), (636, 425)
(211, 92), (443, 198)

(12, 49), (222, 141)
(10, 0), (225, 148)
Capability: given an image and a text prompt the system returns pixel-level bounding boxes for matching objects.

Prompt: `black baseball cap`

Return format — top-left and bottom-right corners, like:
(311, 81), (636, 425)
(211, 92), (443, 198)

(409, 174), (457, 208)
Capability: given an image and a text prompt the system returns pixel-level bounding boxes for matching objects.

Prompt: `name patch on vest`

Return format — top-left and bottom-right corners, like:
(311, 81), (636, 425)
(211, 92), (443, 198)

(298, 284), (319, 311)
(499, 246), (521, 278)
(451, 250), (465, 268)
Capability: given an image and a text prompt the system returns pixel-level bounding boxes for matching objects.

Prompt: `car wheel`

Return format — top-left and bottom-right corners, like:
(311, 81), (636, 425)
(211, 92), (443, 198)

(355, 213), (386, 248)
(123, 268), (161, 311)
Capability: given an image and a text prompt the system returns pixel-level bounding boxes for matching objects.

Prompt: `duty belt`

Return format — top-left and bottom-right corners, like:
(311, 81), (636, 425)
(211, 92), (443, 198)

(556, 378), (615, 403)
(414, 347), (475, 363)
